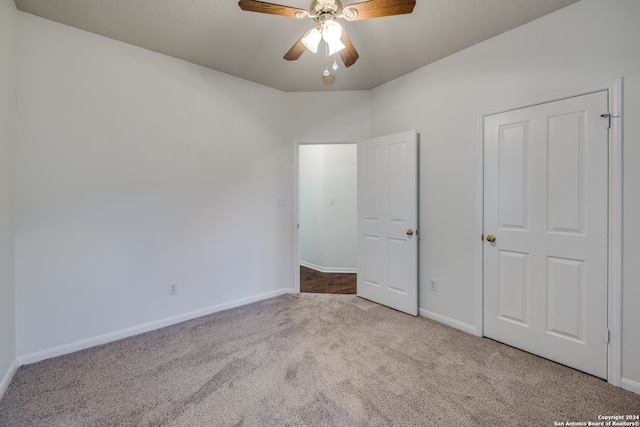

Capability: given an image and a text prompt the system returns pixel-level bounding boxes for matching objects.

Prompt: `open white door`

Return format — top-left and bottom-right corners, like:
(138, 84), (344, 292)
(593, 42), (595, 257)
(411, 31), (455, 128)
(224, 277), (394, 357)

(357, 130), (418, 316)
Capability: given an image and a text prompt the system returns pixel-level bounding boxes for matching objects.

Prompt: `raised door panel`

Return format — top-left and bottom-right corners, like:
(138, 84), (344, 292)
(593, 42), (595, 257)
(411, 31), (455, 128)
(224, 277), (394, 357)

(388, 237), (411, 295)
(362, 146), (381, 222)
(547, 112), (586, 234)
(499, 123), (529, 230)
(388, 141), (408, 223)
(497, 250), (529, 326)
(546, 256), (586, 342)
(362, 235), (383, 291)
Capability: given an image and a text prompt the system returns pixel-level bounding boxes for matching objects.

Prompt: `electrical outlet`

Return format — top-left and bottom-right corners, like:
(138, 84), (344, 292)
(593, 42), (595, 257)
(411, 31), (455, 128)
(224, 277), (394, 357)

(276, 196), (286, 206)
(430, 280), (438, 291)
(169, 282), (178, 295)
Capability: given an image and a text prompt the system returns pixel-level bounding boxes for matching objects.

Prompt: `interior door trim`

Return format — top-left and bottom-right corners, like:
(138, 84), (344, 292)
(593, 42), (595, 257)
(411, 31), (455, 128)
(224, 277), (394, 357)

(475, 78), (623, 387)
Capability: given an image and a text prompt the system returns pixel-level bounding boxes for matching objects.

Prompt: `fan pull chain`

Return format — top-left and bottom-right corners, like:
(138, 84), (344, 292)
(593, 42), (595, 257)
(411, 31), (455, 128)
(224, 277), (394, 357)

(323, 41), (330, 77)
(322, 39), (335, 84)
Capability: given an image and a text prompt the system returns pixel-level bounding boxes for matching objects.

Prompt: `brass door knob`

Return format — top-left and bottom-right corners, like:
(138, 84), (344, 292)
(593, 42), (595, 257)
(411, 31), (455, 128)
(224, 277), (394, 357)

(486, 234), (496, 242)
(406, 229), (414, 236)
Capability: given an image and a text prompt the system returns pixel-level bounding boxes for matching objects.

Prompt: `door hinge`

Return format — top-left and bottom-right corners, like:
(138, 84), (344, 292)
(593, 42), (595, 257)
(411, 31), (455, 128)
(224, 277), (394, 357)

(605, 328), (610, 344)
(600, 113), (611, 129)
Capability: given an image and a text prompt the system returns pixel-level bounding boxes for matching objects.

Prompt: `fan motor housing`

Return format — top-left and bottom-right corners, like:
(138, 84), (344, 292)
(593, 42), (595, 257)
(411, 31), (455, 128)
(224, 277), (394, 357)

(311, 0), (343, 16)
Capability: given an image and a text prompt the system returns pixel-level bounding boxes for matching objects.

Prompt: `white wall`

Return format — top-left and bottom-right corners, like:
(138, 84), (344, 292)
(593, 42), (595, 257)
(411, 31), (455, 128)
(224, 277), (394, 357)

(299, 145), (325, 267)
(299, 144), (357, 272)
(285, 91), (371, 142)
(0, 0), (17, 397)
(370, 0), (640, 390)
(322, 144), (357, 270)
(15, 14), (291, 359)
(13, 14), (371, 364)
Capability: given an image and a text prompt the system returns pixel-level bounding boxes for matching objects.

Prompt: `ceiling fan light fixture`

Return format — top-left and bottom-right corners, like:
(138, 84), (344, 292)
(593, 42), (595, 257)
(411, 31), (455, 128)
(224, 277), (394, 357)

(240, 0), (417, 72)
(301, 28), (322, 53)
(322, 20), (342, 44)
(328, 39), (346, 55)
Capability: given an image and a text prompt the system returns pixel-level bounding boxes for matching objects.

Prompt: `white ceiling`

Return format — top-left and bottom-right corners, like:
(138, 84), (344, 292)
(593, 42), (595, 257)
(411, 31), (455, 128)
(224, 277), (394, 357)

(14, 0), (580, 92)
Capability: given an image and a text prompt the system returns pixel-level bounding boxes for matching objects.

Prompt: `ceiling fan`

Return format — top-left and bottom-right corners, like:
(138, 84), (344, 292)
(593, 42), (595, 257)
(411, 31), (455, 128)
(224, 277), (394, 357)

(238, 0), (416, 77)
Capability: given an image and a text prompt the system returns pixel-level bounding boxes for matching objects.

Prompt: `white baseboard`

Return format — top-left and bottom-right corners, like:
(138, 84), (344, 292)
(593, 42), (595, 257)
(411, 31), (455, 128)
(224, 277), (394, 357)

(621, 378), (640, 395)
(18, 288), (294, 366)
(419, 308), (477, 336)
(0, 359), (18, 401)
(300, 260), (357, 274)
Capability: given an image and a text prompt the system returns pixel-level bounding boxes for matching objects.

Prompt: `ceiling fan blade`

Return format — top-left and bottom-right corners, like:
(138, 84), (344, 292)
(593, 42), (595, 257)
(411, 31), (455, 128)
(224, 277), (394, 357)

(339, 29), (359, 67)
(283, 29), (313, 61)
(342, 0), (416, 21)
(238, 0), (309, 19)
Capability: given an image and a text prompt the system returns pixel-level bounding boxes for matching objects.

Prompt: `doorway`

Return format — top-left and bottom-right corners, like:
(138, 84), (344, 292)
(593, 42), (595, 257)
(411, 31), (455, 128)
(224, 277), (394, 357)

(298, 142), (357, 294)
(294, 131), (419, 315)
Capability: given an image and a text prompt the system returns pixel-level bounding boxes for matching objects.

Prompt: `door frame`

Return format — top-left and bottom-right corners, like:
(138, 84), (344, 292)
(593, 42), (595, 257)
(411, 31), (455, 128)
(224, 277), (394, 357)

(475, 78), (623, 386)
(293, 138), (359, 294)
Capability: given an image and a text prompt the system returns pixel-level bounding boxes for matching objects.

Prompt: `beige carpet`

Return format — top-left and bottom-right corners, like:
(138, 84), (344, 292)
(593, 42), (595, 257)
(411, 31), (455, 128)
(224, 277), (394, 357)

(1, 294), (639, 426)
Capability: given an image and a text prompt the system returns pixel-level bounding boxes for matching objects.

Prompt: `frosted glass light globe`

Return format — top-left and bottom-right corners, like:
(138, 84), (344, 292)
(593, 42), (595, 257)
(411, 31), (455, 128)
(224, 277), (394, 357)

(322, 20), (342, 44)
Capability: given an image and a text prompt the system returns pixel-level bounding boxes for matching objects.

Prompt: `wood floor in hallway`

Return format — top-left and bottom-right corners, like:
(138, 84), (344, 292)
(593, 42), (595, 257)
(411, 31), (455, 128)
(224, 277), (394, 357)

(300, 266), (356, 294)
